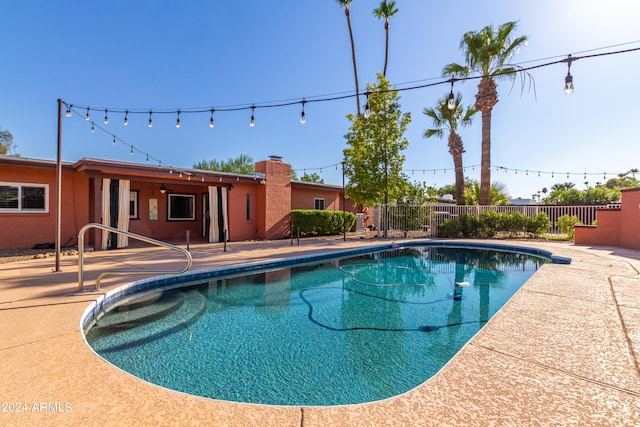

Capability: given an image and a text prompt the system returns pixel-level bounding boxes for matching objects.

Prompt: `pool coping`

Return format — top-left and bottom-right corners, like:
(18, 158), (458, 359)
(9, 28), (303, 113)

(1, 238), (639, 426)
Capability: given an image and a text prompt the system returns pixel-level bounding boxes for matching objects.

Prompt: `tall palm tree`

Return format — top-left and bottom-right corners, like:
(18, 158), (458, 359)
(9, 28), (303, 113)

(373, 0), (398, 77)
(336, 0), (360, 115)
(423, 93), (477, 205)
(443, 21), (528, 205)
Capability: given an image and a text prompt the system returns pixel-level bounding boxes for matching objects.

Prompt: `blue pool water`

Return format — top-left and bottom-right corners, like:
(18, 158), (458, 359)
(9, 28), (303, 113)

(85, 245), (550, 406)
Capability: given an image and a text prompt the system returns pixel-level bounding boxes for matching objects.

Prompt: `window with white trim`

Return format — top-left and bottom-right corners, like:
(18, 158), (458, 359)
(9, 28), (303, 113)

(0, 182), (48, 213)
(168, 193), (195, 221)
(314, 198), (325, 210)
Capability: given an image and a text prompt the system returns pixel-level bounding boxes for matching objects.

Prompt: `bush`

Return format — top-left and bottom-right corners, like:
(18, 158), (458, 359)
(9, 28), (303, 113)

(556, 214), (582, 239)
(291, 210), (356, 237)
(437, 211), (551, 239)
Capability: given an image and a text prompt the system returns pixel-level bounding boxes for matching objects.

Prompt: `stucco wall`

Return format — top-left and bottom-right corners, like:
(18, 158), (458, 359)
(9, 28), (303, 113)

(0, 165), (89, 249)
(574, 189), (640, 249)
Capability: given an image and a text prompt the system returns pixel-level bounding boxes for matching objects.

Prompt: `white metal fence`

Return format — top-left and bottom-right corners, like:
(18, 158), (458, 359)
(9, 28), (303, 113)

(370, 204), (612, 238)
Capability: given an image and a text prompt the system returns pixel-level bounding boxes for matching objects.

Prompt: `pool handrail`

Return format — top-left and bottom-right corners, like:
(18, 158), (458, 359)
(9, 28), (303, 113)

(77, 223), (193, 291)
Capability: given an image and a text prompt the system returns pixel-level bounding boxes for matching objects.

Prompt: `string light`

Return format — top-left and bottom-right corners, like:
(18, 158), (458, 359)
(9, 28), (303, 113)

(124, 110), (129, 126)
(104, 109), (109, 124)
(176, 110), (181, 128)
(65, 105), (71, 117)
(447, 79), (455, 110)
(209, 108), (215, 128)
(90, 122), (95, 133)
(85, 108), (90, 121)
(130, 146), (134, 155)
(148, 110), (153, 128)
(363, 91), (371, 118)
(112, 135), (116, 145)
(250, 105), (255, 127)
(300, 99), (307, 124)
(564, 54), (574, 94)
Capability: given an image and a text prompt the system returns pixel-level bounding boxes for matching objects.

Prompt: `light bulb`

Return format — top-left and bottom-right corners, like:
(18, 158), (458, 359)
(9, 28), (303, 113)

(104, 109), (109, 124)
(564, 74), (574, 95)
(85, 108), (90, 121)
(209, 109), (215, 128)
(300, 110), (306, 124)
(447, 92), (456, 110)
(148, 111), (153, 128)
(112, 136), (116, 145)
(130, 146), (134, 155)
(65, 106), (71, 117)
(90, 122), (95, 133)
(364, 103), (370, 118)
(124, 110), (129, 126)
(250, 105), (255, 127)
(176, 110), (181, 128)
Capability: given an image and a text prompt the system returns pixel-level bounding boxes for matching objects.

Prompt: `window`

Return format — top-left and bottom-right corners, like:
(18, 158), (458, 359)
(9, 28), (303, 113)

(168, 193), (195, 221)
(129, 191), (138, 219)
(0, 182), (48, 213)
(314, 198), (325, 210)
(246, 194), (253, 221)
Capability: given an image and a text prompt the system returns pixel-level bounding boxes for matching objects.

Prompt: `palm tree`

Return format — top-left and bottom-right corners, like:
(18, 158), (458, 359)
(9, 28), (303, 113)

(443, 21), (528, 205)
(629, 168), (639, 180)
(336, 0), (360, 115)
(373, 0), (398, 77)
(423, 93), (477, 205)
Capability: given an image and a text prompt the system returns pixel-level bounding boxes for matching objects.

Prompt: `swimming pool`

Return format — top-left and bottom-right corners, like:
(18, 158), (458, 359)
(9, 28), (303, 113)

(82, 242), (567, 406)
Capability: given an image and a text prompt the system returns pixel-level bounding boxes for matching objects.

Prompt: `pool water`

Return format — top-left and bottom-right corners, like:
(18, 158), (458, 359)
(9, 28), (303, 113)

(85, 246), (547, 406)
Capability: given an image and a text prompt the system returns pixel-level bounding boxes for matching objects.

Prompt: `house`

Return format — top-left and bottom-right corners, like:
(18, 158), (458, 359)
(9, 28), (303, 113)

(0, 155), (360, 250)
(574, 188), (640, 249)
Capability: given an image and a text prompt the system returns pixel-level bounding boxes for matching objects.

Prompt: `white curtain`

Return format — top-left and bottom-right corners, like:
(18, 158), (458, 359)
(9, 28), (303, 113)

(208, 186), (229, 243)
(117, 179), (130, 247)
(101, 178), (130, 249)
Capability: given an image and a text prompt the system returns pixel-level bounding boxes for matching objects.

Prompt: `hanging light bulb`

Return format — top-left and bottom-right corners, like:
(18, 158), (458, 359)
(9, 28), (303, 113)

(112, 135), (116, 145)
(300, 99), (306, 124)
(148, 110), (153, 128)
(447, 80), (456, 110)
(250, 105), (255, 127)
(176, 110), (181, 128)
(65, 105), (71, 117)
(130, 146), (134, 155)
(146, 154), (149, 162)
(209, 108), (215, 128)
(90, 122), (95, 133)
(104, 109), (109, 124)
(124, 110), (129, 126)
(85, 108), (90, 121)
(564, 54), (574, 95)
(363, 92), (371, 118)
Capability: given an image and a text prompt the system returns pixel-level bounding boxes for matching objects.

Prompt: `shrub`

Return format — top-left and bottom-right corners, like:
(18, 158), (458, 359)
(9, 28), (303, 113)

(556, 214), (582, 239)
(291, 210), (356, 237)
(436, 211), (551, 239)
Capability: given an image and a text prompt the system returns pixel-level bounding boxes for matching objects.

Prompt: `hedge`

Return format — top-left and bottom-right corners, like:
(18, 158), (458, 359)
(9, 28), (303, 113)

(438, 211), (551, 238)
(291, 210), (356, 236)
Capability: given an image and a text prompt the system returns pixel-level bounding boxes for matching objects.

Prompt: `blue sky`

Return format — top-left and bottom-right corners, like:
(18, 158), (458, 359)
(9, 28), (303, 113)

(1, 0), (639, 199)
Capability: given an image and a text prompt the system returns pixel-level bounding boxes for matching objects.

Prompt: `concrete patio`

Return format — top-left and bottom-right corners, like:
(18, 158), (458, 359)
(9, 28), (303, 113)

(1, 238), (639, 426)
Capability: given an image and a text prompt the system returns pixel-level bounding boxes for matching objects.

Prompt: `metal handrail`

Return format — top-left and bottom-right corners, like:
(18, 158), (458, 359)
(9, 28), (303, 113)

(77, 223), (193, 291)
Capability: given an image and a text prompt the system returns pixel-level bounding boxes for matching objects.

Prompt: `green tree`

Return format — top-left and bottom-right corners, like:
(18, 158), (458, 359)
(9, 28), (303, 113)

(0, 127), (18, 156)
(193, 154), (254, 174)
(300, 172), (324, 183)
(443, 21), (528, 205)
(343, 73), (411, 208)
(464, 179), (510, 205)
(423, 92), (477, 205)
(373, 0), (398, 78)
(336, 0), (360, 115)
